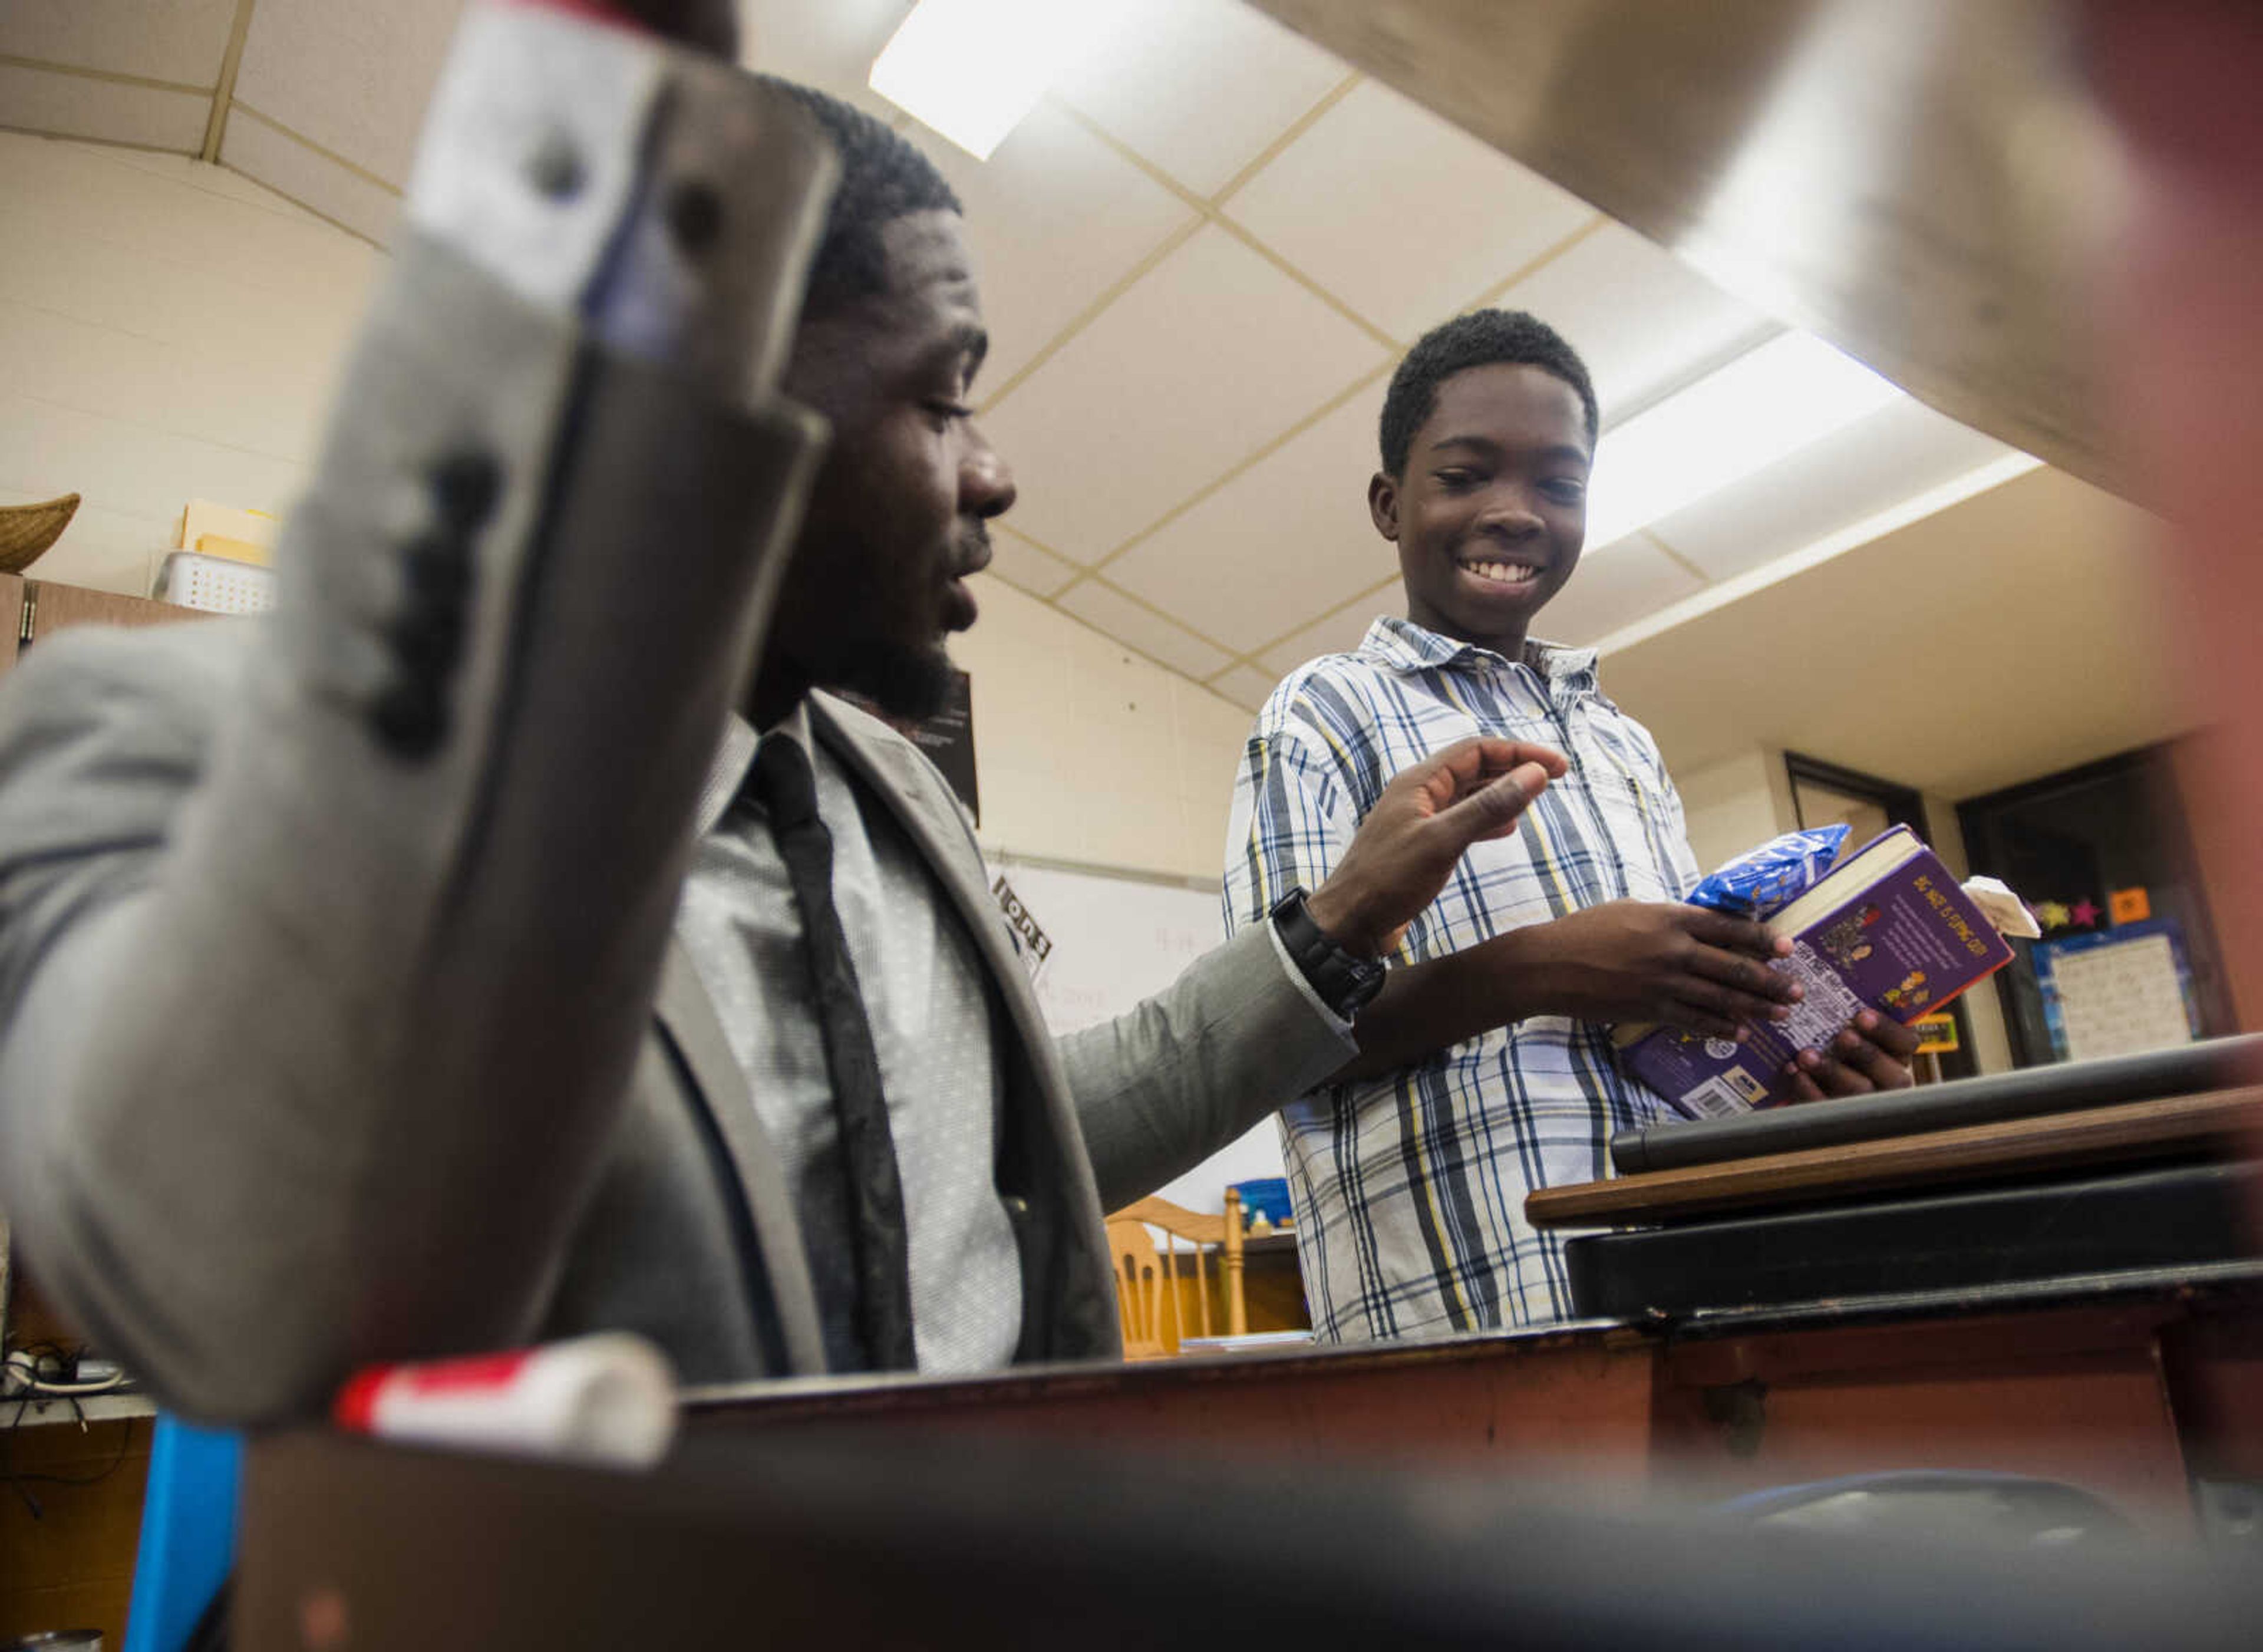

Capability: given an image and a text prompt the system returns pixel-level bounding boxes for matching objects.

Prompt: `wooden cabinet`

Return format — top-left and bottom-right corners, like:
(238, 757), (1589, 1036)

(0, 578), (207, 694)
(0, 574), (20, 676)
(18, 578), (206, 651)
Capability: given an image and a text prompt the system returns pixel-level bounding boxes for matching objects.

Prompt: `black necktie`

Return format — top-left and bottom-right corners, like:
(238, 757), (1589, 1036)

(750, 734), (918, 1371)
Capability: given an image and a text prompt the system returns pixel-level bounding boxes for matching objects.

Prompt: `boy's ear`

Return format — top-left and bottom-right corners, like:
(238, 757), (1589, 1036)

(1368, 470), (1400, 541)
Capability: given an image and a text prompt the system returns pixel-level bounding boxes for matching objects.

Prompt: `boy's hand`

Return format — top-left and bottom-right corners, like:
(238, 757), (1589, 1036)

(1516, 901), (1802, 1037)
(1780, 1010), (1921, 1099)
(1307, 738), (1569, 959)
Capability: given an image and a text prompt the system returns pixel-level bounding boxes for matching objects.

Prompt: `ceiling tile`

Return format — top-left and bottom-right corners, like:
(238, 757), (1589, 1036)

(1053, 0), (1347, 198)
(1491, 220), (1772, 425)
(1056, 580), (1234, 681)
(0, 64), (209, 152)
(222, 110), (401, 246)
(980, 223), (1386, 563)
(1224, 78), (1596, 342)
(1256, 589), (1392, 677)
(1535, 534), (1707, 648)
(233, 0), (465, 187)
(1104, 383), (1394, 654)
(930, 98), (1196, 392)
(1, 1), (239, 87)
(1211, 662), (1285, 712)
(1646, 398), (2014, 582)
(982, 527), (1079, 599)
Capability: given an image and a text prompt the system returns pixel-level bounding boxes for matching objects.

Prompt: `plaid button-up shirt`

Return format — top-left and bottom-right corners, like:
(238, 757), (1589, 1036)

(1225, 616), (1701, 1341)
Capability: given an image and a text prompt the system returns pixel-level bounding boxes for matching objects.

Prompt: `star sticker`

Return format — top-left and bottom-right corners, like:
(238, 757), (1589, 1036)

(2036, 900), (2071, 930)
(2069, 899), (2102, 928)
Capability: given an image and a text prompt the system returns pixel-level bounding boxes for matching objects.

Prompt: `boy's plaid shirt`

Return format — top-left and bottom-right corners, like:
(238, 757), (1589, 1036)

(1225, 616), (1701, 1342)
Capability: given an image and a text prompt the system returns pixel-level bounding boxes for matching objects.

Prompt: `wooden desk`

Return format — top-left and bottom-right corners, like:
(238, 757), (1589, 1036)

(685, 1266), (2263, 1539)
(1232, 1229), (1307, 1336)
(1529, 1090), (2263, 1227)
(230, 1394), (2263, 1651)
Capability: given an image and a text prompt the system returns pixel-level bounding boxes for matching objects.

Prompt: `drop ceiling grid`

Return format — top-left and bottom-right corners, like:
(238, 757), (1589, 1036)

(229, 0), (464, 188)
(0, 51), (216, 98)
(977, 219), (1391, 562)
(0, 64), (212, 154)
(0, 2), (1975, 724)
(1008, 209), (1628, 705)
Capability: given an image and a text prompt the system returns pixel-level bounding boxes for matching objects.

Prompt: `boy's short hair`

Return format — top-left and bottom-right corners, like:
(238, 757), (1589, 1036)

(1377, 309), (1599, 476)
(757, 77), (964, 318)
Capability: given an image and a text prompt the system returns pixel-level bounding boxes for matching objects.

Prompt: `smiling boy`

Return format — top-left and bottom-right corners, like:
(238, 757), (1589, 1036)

(1225, 310), (1916, 1342)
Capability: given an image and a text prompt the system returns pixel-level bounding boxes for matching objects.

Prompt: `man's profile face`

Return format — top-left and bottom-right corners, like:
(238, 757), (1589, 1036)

(1371, 362), (1591, 652)
(772, 210), (1011, 720)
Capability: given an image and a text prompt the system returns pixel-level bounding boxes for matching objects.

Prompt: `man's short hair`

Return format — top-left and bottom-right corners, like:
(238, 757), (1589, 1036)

(1377, 309), (1599, 476)
(758, 78), (963, 316)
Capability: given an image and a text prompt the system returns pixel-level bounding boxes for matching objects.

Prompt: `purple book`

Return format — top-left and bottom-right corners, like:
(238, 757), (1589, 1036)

(1618, 826), (2015, 1119)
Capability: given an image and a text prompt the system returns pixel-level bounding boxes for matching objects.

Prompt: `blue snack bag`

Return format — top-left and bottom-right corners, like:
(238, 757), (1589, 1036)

(1685, 824), (1850, 920)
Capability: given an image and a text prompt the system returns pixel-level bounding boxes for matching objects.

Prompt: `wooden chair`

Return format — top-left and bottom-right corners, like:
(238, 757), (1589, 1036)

(1104, 1218), (1173, 1360)
(1104, 1192), (1248, 1356)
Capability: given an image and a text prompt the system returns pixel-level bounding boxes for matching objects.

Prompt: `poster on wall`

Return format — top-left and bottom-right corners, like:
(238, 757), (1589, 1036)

(2031, 917), (2201, 1062)
(839, 670), (978, 821)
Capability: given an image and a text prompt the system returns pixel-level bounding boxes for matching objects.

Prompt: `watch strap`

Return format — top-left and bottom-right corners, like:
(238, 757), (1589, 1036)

(1271, 887), (1387, 1019)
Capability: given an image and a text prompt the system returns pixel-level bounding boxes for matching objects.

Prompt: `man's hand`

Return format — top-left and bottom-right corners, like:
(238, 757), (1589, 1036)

(1305, 738), (1569, 958)
(1511, 901), (1803, 1038)
(1780, 1009), (1921, 1099)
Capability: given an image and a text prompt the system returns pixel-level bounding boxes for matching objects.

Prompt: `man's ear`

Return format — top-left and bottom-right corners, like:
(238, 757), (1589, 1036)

(1368, 470), (1401, 542)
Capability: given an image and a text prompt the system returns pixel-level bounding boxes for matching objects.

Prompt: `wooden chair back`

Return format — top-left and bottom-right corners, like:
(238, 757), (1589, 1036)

(1104, 1191), (1248, 1350)
(1104, 1218), (1172, 1359)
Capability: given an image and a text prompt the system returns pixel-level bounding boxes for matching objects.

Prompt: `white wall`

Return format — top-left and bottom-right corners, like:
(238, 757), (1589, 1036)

(0, 133), (378, 595)
(957, 574), (1253, 882)
(1674, 746), (1797, 874)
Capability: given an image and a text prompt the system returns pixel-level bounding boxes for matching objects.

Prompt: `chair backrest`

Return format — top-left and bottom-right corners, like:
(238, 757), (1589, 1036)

(1104, 1219), (1173, 1358)
(1106, 1191), (1247, 1343)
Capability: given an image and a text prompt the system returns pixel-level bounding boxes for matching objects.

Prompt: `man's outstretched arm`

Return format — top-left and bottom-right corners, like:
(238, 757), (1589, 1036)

(0, 3), (833, 1422)
(1066, 738), (1563, 1212)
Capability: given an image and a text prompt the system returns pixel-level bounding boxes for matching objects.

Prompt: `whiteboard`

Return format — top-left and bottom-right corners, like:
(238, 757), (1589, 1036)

(986, 856), (1286, 1215)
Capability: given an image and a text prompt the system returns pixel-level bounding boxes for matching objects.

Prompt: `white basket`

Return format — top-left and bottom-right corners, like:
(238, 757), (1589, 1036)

(154, 550), (277, 615)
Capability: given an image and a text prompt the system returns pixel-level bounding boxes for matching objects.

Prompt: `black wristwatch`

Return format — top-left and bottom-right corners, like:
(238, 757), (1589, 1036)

(1271, 886), (1387, 1020)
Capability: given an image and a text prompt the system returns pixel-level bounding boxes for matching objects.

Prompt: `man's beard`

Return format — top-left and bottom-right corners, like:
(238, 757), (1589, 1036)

(833, 634), (956, 723)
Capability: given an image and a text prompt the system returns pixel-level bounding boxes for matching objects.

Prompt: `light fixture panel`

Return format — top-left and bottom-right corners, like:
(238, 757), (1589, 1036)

(870, 0), (1130, 160)
(1585, 332), (1903, 549)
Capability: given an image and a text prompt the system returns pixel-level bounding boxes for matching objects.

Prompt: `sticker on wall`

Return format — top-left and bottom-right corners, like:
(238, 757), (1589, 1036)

(2109, 886), (2152, 925)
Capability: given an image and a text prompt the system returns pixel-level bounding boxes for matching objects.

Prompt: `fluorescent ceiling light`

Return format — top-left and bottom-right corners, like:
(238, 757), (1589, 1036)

(1584, 331), (1904, 549)
(870, 0), (1129, 160)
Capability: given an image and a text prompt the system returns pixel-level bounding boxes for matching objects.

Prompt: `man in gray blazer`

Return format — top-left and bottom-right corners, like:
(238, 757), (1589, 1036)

(0, 1), (1562, 1420)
